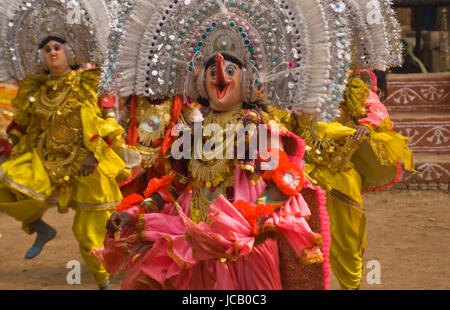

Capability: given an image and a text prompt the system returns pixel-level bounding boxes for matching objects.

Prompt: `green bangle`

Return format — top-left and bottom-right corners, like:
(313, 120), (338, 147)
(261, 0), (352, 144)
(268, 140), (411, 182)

(141, 197), (160, 213)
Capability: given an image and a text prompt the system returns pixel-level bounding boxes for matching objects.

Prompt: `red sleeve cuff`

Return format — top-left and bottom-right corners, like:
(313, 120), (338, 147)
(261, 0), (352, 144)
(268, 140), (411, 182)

(6, 120), (25, 135)
(99, 94), (116, 109)
(0, 140), (12, 156)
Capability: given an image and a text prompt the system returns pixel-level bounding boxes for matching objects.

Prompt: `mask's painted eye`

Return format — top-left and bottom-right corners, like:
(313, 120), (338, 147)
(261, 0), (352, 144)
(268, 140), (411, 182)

(44, 45), (52, 53)
(209, 65), (216, 78)
(53, 43), (61, 52)
(225, 64), (236, 77)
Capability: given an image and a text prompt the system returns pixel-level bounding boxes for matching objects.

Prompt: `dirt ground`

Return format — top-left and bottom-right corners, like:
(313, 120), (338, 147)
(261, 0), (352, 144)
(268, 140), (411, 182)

(0, 189), (449, 290)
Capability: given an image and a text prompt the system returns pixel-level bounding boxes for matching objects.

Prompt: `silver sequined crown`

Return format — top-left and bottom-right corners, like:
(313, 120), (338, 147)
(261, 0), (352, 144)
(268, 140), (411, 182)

(0, 0), (111, 81)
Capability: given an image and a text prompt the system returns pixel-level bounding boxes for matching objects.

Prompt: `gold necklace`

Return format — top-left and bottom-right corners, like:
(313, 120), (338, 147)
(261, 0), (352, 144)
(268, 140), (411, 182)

(189, 109), (243, 185)
(203, 109), (241, 129)
(37, 71), (79, 116)
(39, 85), (71, 110)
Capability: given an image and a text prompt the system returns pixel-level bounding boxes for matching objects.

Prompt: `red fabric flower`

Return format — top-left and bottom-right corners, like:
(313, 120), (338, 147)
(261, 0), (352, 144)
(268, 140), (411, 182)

(115, 193), (144, 213)
(272, 162), (304, 196)
(143, 175), (175, 202)
(233, 200), (274, 236)
(260, 148), (304, 196)
(99, 94), (116, 109)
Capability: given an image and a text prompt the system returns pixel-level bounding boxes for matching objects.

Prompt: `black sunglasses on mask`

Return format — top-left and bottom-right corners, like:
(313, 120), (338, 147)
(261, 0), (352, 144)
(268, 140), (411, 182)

(43, 43), (62, 53)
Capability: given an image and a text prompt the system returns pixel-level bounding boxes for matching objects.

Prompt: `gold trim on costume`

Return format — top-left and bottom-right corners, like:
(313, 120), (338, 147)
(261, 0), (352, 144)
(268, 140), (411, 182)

(136, 97), (172, 146)
(295, 114), (361, 173)
(189, 158), (233, 185)
(300, 247), (324, 265)
(36, 138), (84, 185)
(162, 235), (188, 271)
(135, 143), (160, 168)
(329, 188), (363, 211)
(136, 213), (147, 242)
(0, 167), (46, 201)
(69, 200), (120, 212)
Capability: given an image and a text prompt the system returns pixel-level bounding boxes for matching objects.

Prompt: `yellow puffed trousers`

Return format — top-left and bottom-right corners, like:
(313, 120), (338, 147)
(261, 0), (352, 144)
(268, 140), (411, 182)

(306, 163), (367, 290)
(0, 165), (119, 287)
(0, 69), (126, 287)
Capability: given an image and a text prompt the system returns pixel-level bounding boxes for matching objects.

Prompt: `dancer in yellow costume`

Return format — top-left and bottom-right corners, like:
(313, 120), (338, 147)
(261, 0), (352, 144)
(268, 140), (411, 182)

(0, 0), (124, 289)
(267, 0), (412, 290)
(268, 70), (415, 290)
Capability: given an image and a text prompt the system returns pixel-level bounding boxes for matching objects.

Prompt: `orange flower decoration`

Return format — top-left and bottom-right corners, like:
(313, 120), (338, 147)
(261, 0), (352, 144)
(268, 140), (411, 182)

(116, 193), (144, 213)
(233, 200), (274, 236)
(260, 148), (304, 196)
(143, 175), (175, 202)
(272, 162), (304, 196)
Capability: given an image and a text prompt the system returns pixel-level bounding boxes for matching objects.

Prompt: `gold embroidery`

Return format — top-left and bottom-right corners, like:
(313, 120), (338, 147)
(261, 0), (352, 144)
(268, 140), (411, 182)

(162, 236), (188, 270)
(329, 188), (363, 211)
(300, 247), (324, 265)
(295, 114), (361, 173)
(135, 143), (160, 168)
(136, 214), (147, 242)
(136, 97), (172, 146)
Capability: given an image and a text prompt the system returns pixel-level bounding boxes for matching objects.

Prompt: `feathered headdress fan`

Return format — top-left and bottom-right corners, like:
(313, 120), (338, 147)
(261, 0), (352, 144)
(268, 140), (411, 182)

(101, 0), (355, 121)
(343, 0), (403, 71)
(316, 0), (352, 122)
(0, 0), (111, 81)
(379, 0), (403, 68)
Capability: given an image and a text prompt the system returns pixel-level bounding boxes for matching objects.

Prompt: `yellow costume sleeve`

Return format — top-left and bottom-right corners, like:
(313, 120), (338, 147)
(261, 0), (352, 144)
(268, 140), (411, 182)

(77, 69), (127, 178)
(7, 76), (42, 156)
(79, 69), (102, 110)
(314, 121), (356, 140)
(351, 119), (415, 191)
(366, 118), (415, 172)
(11, 75), (39, 129)
(81, 105), (126, 178)
(341, 75), (415, 174)
(79, 69), (125, 145)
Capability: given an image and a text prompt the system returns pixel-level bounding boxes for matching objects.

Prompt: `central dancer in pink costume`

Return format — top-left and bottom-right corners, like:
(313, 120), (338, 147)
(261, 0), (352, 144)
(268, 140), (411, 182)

(93, 0), (347, 290)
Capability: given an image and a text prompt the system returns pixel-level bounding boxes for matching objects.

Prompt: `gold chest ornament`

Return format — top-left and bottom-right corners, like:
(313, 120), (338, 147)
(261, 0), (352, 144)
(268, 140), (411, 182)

(134, 97), (172, 168)
(33, 71), (87, 185)
(296, 114), (361, 173)
(188, 109), (249, 223)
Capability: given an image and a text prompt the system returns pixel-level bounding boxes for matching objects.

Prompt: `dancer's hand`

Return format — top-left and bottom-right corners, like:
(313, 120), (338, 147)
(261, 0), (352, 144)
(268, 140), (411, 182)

(79, 153), (99, 176)
(352, 125), (370, 141)
(106, 212), (133, 237)
(266, 184), (289, 203)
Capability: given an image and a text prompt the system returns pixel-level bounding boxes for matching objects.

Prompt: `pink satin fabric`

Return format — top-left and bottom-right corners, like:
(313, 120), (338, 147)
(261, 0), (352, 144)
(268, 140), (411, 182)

(93, 167), (326, 290)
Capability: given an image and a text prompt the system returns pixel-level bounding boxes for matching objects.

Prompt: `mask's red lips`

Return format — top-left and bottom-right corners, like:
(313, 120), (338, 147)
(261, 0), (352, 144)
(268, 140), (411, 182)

(215, 83), (230, 99)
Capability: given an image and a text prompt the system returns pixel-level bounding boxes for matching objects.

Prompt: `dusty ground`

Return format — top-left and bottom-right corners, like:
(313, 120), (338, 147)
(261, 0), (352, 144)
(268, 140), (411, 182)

(0, 189), (449, 290)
